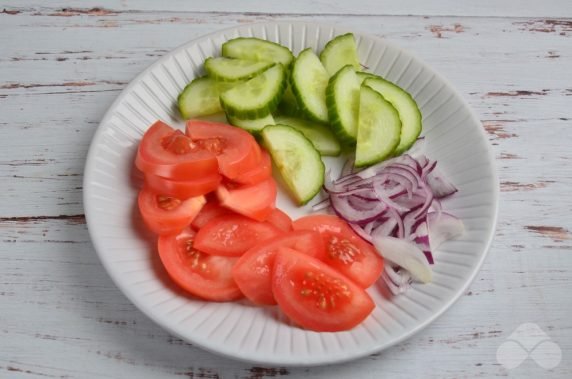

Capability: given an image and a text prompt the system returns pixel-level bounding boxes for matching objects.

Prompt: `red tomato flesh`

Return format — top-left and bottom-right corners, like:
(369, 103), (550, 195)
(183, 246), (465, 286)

(292, 215), (384, 288)
(185, 120), (260, 180)
(217, 177), (277, 221)
(272, 248), (375, 332)
(190, 201), (234, 230)
(135, 121), (218, 180)
(265, 208), (293, 232)
(232, 149), (272, 185)
(138, 186), (205, 235)
(144, 172), (221, 199)
(194, 214), (282, 257)
(158, 227), (243, 301)
(232, 230), (326, 305)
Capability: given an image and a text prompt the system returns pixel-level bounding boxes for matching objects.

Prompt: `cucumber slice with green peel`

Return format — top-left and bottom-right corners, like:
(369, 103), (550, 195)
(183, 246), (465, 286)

(274, 116), (341, 156)
(220, 64), (287, 119)
(261, 124), (325, 205)
(356, 71), (377, 85)
(204, 57), (274, 82)
(227, 113), (275, 134)
(222, 37), (294, 66)
(364, 77), (422, 155)
(356, 85), (402, 167)
(320, 33), (361, 76)
(178, 77), (237, 119)
(326, 65), (361, 145)
(290, 48), (330, 123)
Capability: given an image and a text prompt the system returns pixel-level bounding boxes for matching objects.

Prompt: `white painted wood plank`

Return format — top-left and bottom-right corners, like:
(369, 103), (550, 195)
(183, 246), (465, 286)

(0, 6), (571, 379)
(3, 0), (572, 17)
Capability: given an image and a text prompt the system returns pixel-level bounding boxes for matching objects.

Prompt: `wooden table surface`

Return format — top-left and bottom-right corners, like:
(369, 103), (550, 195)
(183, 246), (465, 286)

(1, 1), (571, 378)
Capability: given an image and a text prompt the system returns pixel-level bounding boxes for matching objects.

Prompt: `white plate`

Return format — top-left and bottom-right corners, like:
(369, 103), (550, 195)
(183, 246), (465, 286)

(83, 22), (499, 366)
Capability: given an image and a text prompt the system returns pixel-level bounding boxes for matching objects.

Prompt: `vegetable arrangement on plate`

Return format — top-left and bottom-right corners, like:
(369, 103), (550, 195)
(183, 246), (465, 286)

(134, 33), (464, 332)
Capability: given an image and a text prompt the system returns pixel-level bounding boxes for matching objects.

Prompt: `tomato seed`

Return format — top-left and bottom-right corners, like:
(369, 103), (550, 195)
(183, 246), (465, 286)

(157, 195), (181, 210)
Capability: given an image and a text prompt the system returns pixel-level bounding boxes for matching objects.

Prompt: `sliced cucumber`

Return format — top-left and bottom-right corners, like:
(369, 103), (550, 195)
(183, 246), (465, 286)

(364, 77), (422, 155)
(274, 115), (341, 156)
(320, 33), (361, 76)
(178, 77), (236, 119)
(220, 64), (286, 119)
(356, 71), (376, 85)
(227, 113), (275, 134)
(277, 83), (300, 116)
(356, 85), (402, 167)
(222, 37), (294, 66)
(261, 124), (325, 205)
(195, 112), (228, 123)
(290, 48), (330, 123)
(326, 65), (361, 145)
(204, 57), (274, 82)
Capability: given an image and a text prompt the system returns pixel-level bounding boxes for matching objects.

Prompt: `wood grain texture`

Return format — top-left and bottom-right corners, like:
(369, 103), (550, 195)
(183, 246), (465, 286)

(1, 1), (571, 378)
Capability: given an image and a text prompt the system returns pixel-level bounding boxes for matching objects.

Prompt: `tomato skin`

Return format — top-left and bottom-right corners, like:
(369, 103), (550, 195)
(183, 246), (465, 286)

(232, 149), (272, 185)
(144, 172), (221, 199)
(185, 120), (261, 180)
(292, 215), (384, 288)
(232, 230), (325, 305)
(265, 208), (293, 232)
(217, 177), (277, 222)
(190, 201), (234, 230)
(135, 121), (218, 180)
(158, 227), (243, 301)
(272, 248), (375, 332)
(138, 187), (205, 235)
(194, 214), (283, 257)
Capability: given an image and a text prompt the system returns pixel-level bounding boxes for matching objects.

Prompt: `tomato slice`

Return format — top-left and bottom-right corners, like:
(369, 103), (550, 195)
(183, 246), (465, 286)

(135, 121), (218, 180)
(217, 177), (277, 221)
(138, 187), (205, 235)
(266, 208), (293, 232)
(292, 215), (384, 288)
(158, 227), (243, 301)
(232, 149), (272, 185)
(194, 214), (282, 257)
(232, 230), (325, 305)
(272, 248), (375, 332)
(144, 172), (221, 199)
(185, 120), (260, 180)
(190, 201), (234, 230)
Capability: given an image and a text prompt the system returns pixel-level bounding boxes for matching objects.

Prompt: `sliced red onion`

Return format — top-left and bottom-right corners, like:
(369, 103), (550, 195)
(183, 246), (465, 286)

(426, 167), (458, 199)
(383, 265), (412, 295)
(330, 195), (386, 224)
(372, 236), (432, 283)
(319, 153), (463, 290)
(349, 223), (372, 243)
(427, 212), (465, 250)
(371, 217), (397, 239)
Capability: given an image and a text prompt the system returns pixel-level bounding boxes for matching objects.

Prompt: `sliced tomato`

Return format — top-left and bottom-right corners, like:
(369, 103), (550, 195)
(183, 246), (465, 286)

(135, 121), (218, 180)
(144, 172), (221, 199)
(190, 201), (234, 230)
(194, 214), (282, 257)
(232, 230), (325, 305)
(266, 208), (293, 232)
(138, 186), (205, 235)
(232, 149), (272, 185)
(217, 177), (277, 221)
(186, 120), (260, 180)
(158, 227), (242, 301)
(292, 214), (384, 288)
(272, 248), (375, 332)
